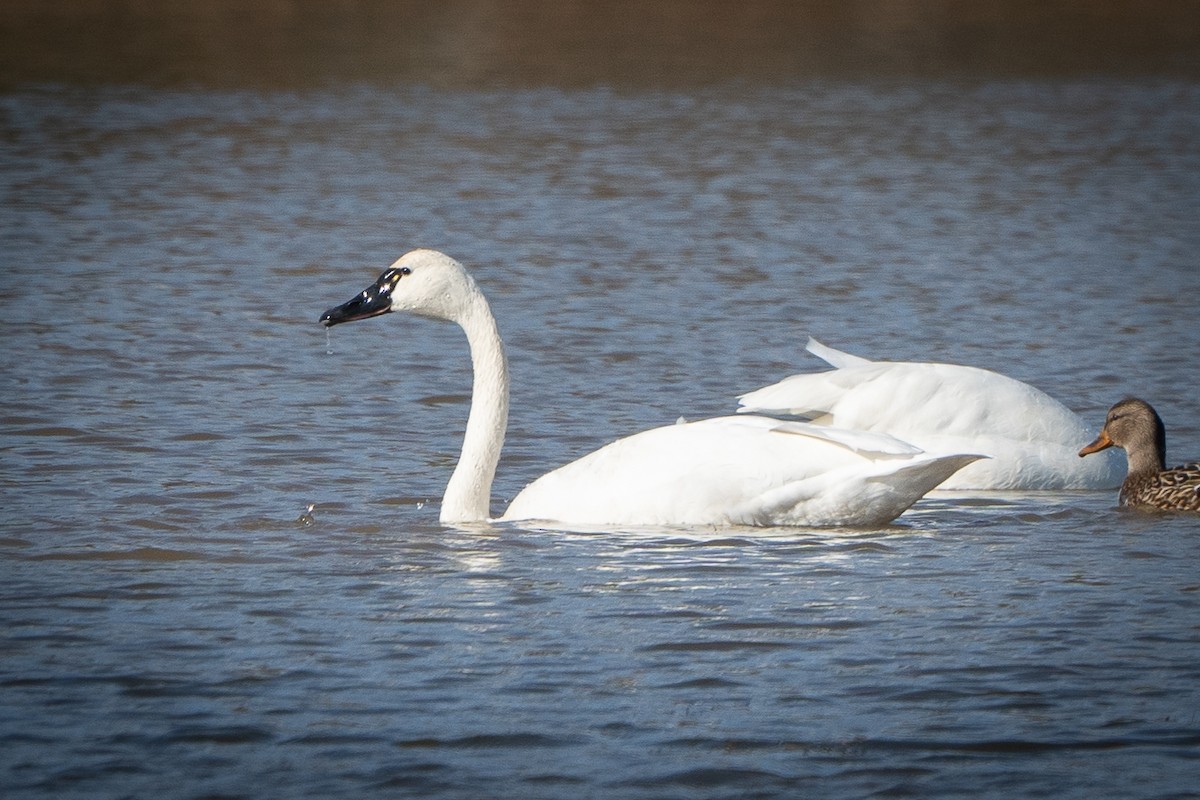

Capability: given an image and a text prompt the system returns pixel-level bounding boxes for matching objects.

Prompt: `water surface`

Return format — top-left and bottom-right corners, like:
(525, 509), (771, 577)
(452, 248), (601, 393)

(2, 15), (1200, 799)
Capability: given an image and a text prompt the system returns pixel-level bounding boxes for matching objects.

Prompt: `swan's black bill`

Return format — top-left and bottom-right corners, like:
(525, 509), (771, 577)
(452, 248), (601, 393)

(320, 272), (395, 327)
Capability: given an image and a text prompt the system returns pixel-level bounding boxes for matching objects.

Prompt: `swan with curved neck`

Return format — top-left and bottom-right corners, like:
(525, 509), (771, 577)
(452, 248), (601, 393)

(320, 250), (982, 528)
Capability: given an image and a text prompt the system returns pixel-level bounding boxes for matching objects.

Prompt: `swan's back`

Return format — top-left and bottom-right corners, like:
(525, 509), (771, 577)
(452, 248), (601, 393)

(738, 340), (1122, 491)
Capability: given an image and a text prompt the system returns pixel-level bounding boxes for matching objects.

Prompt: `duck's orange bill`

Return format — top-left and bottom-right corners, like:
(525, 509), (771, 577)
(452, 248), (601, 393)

(1078, 430), (1114, 457)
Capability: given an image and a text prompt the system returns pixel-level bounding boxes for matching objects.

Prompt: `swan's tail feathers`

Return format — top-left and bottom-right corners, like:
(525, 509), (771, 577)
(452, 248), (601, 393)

(737, 370), (859, 418)
(869, 453), (988, 494)
(737, 340), (880, 417)
(858, 452), (987, 522)
(805, 337), (873, 369)
(739, 451), (985, 528)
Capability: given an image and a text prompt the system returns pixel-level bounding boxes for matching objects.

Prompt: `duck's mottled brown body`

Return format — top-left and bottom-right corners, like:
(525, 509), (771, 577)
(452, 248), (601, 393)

(1079, 397), (1200, 512)
(1116, 462), (1200, 511)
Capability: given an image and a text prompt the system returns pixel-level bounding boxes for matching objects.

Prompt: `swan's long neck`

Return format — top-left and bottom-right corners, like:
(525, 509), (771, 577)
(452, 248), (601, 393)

(440, 288), (509, 523)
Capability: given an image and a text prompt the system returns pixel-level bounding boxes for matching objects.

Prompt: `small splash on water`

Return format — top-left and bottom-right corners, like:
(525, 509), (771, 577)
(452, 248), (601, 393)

(297, 503), (316, 525)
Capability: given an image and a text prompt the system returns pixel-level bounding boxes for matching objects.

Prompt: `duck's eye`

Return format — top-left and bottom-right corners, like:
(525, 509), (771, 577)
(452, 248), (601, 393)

(399, 267), (412, 276)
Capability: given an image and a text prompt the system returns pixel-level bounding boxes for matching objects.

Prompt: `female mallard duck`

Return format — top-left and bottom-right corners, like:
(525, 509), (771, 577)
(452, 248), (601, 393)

(1078, 397), (1200, 511)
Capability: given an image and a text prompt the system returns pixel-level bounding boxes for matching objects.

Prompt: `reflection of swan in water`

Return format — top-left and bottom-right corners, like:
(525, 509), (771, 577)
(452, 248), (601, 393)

(738, 338), (1122, 491)
(320, 250), (981, 528)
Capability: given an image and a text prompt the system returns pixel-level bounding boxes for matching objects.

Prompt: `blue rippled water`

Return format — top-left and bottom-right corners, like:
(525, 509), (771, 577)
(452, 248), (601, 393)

(2, 63), (1199, 800)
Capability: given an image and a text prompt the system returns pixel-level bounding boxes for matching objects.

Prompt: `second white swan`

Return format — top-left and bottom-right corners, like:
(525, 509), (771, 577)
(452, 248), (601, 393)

(738, 338), (1123, 491)
(320, 250), (982, 528)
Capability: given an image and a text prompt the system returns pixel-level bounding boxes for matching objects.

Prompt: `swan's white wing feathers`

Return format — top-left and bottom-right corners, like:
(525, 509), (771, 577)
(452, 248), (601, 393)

(804, 336), (873, 369)
(768, 420), (924, 457)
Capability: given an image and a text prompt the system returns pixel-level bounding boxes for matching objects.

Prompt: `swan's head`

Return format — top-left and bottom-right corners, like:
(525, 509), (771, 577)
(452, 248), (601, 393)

(320, 249), (479, 327)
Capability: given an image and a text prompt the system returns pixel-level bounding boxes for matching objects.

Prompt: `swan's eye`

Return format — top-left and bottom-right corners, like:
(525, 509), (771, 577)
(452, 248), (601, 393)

(381, 267), (410, 291)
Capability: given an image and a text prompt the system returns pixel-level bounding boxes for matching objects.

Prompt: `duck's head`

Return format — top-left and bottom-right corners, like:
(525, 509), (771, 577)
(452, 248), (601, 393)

(320, 249), (479, 327)
(1079, 397), (1166, 468)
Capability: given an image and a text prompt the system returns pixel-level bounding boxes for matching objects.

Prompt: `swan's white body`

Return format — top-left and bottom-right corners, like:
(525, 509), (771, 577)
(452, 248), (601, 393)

(322, 251), (982, 528)
(738, 338), (1123, 491)
(504, 415), (980, 527)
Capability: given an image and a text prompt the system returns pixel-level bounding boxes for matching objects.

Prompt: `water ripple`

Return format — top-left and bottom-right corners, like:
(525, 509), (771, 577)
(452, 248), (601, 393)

(1, 77), (1198, 800)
